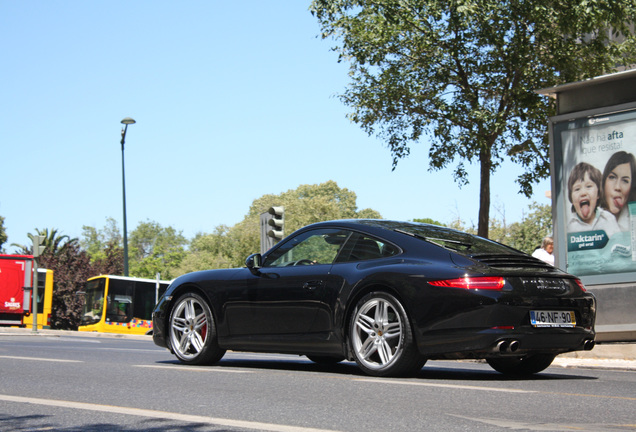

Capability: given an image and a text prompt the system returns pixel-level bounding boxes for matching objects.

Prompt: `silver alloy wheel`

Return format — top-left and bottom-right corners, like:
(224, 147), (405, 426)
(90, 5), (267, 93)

(351, 296), (404, 371)
(170, 295), (209, 361)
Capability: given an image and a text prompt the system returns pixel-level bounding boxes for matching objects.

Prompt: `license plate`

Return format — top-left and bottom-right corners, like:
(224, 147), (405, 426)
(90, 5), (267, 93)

(530, 310), (576, 328)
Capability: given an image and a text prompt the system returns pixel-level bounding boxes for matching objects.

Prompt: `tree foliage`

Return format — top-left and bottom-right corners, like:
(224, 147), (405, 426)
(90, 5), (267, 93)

(11, 228), (77, 256)
(311, 0), (636, 237)
(80, 217), (122, 264)
(454, 202), (552, 253)
(8, 227), (123, 330)
(128, 220), (187, 279)
(11, 228), (90, 330)
(412, 217), (444, 226)
(90, 243), (124, 276)
(250, 181), (381, 232)
(175, 227), (235, 274)
(0, 215), (7, 253)
(173, 181), (382, 274)
(37, 242), (92, 330)
(506, 202), (552, 254)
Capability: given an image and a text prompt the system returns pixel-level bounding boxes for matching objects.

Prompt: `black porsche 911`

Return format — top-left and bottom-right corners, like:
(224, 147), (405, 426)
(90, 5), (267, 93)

(152, 219), (596, 377)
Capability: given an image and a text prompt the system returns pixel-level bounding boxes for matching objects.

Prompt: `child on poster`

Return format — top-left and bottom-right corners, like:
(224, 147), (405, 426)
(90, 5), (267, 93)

(566, 162), (620, 237)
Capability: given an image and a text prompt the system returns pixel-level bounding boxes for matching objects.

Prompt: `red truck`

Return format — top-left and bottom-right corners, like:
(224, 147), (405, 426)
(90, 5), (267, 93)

(0, 254), (34, 326)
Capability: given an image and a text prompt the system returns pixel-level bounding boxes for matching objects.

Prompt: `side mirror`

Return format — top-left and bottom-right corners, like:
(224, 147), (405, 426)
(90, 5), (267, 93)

(245, 253), (262, 275)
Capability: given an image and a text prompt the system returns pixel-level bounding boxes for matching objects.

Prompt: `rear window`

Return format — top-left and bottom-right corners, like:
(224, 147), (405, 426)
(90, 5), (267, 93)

(389, 222), (519, 256)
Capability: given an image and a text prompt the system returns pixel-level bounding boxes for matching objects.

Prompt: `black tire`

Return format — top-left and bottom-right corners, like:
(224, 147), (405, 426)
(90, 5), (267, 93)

(306, 355), (345, 364)
(168, 292), (226, 365)
(487, 354), (556, 376)
(349, 292), (424, 377)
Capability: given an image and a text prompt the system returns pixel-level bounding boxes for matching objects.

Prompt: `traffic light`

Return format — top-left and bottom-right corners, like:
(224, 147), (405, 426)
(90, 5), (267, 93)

(267, 206), (285, 241)
(33, 235), (46, 257)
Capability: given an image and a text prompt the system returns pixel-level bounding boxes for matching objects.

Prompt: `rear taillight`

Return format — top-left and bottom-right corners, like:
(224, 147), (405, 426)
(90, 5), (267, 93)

(575, 279), (587, 292)
(429, 276), (505, 290)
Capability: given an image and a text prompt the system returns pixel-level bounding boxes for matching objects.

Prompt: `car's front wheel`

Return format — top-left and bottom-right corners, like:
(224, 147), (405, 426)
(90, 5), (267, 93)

(168, 292), (225, 365)
(487, 354), (556, 376)
(349, 292), (424, 377)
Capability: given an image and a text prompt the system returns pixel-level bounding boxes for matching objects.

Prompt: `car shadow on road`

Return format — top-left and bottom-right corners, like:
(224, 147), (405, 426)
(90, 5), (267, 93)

(153, 356), (597, 382)
(415, 362), (598, 382)
(0, 413), (239, 432)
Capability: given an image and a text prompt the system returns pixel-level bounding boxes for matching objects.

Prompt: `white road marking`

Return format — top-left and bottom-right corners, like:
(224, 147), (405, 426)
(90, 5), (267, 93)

(0, 394), (341, 432)
(45, 337), (101, 343)
(449, 415), (636, 431)
(0, 355), (82, 363)
(135, 364), (253, 373)
(97, 347), (165, 352)
(355, 377), (537, 393)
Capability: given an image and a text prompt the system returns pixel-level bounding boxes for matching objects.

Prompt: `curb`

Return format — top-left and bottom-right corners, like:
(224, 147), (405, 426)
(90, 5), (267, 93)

(0, 327), (151, 341)
(552, 357), (636, 371)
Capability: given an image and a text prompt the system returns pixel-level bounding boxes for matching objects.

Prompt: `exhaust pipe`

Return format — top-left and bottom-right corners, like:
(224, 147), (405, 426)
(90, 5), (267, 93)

(583, 339), (595, 351)
(496, 340), (520, 354)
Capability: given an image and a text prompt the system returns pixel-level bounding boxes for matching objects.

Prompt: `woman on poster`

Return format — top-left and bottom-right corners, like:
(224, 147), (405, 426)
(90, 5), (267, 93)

(600, 151), (636, 231)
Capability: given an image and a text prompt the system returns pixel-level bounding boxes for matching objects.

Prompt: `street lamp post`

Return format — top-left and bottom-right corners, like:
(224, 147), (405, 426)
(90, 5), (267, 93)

(120, 117), (136, 276)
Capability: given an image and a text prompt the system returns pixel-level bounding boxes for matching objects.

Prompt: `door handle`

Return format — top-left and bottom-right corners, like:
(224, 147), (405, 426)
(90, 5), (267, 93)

(303, 280), (323, 290)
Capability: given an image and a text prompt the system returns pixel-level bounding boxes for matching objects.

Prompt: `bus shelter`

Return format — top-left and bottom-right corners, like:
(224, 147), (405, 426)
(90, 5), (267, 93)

(538, 68), (636, 342)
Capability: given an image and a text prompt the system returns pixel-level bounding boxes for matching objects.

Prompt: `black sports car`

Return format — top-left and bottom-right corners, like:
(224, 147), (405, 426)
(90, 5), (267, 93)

(152, 220), (595, 377)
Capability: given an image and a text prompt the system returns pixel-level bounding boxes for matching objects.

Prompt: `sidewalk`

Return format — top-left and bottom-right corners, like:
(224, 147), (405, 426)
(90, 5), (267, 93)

(2, 327), (636, 371)
(553, 342), (636, 371)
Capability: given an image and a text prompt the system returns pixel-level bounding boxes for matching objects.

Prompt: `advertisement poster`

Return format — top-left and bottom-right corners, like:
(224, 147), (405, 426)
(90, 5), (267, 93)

(561, 112), (636, 276)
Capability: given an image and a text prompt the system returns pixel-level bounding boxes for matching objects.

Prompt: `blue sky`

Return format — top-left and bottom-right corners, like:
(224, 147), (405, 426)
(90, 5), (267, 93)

(1, 1), (550, 252)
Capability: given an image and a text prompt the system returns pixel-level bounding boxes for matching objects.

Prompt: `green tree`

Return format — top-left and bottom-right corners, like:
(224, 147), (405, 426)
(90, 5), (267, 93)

(12, 228), (77, 256)
(0, 215), (7, 252)
(412, 217), (445, 226)
(38, 242), (93, 330)
(174, 181), (382, 274)
(175, 228), (235, 275)
(13, 229), (84, 329)
(507, 202), (552, 254)
(80, 217), (122, 262)
(483, 203), (512, 244)
(128, 220), (187, 279)
(311, 0), (636, 238)
(80, 218), (124, 275)
(249, 180), (381, 235)
(14, 226), (124, 330)
(444, 202), (552, 252)
(91, 243), (124, 276)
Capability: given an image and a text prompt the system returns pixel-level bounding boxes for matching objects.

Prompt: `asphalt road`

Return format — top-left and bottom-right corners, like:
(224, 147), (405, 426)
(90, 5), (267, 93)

(1, 333), (635, 432)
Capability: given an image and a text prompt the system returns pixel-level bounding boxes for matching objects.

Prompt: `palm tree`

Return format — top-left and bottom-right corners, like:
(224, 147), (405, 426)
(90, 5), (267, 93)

(11, 228), (78, 255)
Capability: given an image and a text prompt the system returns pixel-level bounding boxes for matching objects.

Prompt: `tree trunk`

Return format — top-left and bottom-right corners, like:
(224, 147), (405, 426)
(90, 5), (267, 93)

(478, 146), (492, 238)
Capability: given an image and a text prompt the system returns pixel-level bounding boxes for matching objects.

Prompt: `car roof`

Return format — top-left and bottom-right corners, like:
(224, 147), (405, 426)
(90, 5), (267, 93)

(301, 219), (522, 256)
(305, 219), (463, 235)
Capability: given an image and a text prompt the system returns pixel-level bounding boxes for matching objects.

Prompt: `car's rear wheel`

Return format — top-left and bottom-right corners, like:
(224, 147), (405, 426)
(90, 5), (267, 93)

(486, 354), (556, 376)
(169, 292), (225, 365)
(349, 292), (424, 377)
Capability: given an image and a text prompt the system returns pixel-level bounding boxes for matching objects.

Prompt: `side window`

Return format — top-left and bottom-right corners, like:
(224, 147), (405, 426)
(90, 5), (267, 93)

(340, 233), (399, 262)
(133, 282), (157, 321)
(263, 229), (350, 267)
(106, 280), (133, 323)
